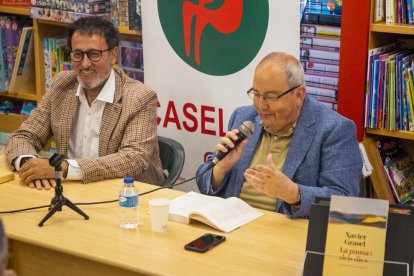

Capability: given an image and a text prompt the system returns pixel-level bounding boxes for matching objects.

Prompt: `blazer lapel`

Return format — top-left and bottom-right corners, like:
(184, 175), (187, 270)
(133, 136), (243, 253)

(59, 89), (79, 156)
(283, 97), (316, 179)
(99, 69), (123, 156)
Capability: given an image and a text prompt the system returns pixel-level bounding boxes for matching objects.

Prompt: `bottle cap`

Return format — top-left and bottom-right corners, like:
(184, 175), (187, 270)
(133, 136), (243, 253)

(124, 177), (134, 184)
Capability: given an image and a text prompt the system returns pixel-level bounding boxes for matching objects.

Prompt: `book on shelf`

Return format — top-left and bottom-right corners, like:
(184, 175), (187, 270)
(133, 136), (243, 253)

(374, 0), (385, 22)
(4, 18), (24, 92)
(379, 139), (414, 204)
(301, 60), (339, 77)
(119, 0), (129, 28)
(118, 40), (144, 82)
(29, 7), (111, 24)
(300, 35), (340, 52)
(0, 25), (6, 93)
(128, 0), (142, 31)
(300, 24), (341, 37)
(1, 0), (31, 6)
(300, 48), (340, 65)
(361, 138), (396, 203)
(168, 191), (263, 233)
(323, 195), (389, 275)
(304, 73), (338, 90)
(8, 26), (35, 94)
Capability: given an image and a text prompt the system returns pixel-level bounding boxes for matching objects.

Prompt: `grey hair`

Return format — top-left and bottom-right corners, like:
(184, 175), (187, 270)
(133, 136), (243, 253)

(256, 52), (305, 87)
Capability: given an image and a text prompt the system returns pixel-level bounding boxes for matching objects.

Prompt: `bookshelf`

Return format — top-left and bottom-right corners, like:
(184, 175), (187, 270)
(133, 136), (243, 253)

(361, 0), (414, 202)
(0, 6), (142, 132)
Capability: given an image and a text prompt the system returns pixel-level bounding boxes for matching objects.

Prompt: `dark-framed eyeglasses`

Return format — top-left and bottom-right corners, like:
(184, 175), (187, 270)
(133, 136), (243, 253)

(69, 48), (112, 62)
(246, 85), (300, 103)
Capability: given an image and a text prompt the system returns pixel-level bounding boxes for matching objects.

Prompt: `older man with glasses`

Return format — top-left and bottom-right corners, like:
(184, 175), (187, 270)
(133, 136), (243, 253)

(6, 16), (164, 188)
(196, 52), (362, 218)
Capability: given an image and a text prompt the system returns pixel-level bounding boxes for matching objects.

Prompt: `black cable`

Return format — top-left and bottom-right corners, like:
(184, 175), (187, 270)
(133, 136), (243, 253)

(0, 204), (50, 214)
(0, 165), (211, 214)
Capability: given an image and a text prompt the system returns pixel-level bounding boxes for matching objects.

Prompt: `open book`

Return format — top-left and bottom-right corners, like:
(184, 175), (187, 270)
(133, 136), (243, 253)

(168, 192), (263, 233)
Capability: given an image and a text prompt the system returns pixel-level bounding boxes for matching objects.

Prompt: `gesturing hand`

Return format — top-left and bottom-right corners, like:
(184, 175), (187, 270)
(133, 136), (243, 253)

(244, 153), (298, 203)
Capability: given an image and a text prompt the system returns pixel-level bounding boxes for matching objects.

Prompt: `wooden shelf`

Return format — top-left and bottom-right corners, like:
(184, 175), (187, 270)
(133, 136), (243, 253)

(0, 7), (30, 16)
(118, 27), (142, 36)
(37, 20), (142, 36)
(371, 22), (414, 35)
(366, 128), (414, 140)
(0, 113), (28, 133)
(0, 92), (37, 102)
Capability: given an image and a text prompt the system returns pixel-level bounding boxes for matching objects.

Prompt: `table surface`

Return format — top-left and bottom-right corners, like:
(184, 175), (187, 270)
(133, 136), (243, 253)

(0, 155), (309, 275)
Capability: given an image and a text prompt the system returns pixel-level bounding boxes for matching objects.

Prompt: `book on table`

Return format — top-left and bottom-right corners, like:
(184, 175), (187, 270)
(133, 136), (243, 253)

(168, 191), (263, 233)
(323, 195), (389, 275)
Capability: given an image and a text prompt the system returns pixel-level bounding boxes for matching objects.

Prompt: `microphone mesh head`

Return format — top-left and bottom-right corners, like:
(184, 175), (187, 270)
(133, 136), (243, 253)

(239, 121), (255, 137)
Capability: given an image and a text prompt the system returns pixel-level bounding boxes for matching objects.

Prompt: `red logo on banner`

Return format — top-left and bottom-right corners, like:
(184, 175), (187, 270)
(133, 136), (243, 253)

(183, 0), (243, 65)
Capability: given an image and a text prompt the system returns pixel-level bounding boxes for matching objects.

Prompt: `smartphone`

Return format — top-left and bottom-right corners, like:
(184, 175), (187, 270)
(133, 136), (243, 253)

(184, 233), (226, 253)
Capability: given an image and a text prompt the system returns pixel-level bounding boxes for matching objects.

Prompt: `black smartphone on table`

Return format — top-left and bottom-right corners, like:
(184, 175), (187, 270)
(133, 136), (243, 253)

(184, 233), (226, 253)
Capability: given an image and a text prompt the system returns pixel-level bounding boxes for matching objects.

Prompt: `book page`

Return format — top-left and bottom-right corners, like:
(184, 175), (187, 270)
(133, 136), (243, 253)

(168, 191), (221, 224)
(168, 192), (263, 233)
(191, 197), (263, 233)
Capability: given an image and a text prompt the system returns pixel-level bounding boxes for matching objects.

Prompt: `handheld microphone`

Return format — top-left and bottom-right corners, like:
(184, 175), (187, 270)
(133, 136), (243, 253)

(205, 120), (255, 171)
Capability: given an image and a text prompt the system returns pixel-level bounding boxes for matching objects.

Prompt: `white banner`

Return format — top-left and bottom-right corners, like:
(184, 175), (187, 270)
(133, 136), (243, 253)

(142, 0), (299, 191)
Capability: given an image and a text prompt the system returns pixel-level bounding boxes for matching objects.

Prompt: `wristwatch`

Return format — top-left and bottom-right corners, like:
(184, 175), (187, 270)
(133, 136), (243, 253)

(18, 157), (32, 168)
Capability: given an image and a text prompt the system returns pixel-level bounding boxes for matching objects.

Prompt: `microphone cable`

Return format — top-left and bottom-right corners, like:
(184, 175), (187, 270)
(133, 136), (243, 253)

(0, 164), (213, 214)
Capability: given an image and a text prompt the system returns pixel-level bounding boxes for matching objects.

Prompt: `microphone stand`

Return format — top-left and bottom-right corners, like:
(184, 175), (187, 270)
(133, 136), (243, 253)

(38, 153), (89, 227)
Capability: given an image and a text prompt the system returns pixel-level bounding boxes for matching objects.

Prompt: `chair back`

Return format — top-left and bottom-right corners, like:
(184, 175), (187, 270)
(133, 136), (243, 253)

(158, 136), (185, 187)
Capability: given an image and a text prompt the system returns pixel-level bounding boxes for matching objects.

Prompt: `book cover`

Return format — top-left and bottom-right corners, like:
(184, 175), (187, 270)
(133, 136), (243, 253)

(2, 0), (31, 6)
(168, 191), (263, 233)
(118, 40), (144, 82)
(128, 0), (142, 31)
(323, 196), (389, 275)
(0, 26), (6, 92)
(374, 0), (385, 22)
(4, 18), (23, 91)
(300, 24), (341, 37)
(301, 60), (339, 77)
(385, 152), (414, 203)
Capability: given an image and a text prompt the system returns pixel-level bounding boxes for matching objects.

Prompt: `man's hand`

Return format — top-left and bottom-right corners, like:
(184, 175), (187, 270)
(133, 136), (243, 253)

(244, 153), (298, 204)
(19, 158), (56, 189)
(28, 178), (57, 190)
(211, 129), (248, 187)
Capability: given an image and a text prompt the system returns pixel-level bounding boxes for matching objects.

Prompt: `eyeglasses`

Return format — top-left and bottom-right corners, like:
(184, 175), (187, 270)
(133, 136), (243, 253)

(69, 48), (111, 62)
(247, 85), (300, 103)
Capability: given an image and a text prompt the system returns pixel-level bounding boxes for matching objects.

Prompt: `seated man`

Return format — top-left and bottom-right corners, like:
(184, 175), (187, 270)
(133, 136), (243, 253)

(196, 52), (362, 218)
(6, 16), (164, 189)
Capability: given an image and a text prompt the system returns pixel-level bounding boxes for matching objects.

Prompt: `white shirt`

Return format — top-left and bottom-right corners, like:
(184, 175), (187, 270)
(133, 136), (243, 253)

(15, 69), (116, 181)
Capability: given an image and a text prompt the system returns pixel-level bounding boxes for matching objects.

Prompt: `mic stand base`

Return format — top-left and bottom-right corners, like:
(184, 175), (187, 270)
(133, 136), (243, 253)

(38, 159), (89, 227)
(38, 195), (89, 227)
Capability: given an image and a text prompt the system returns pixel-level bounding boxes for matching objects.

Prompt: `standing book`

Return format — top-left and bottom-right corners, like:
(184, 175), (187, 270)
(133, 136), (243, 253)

(8, 27), (35, 94)
(168, 191), (263, 233)
(323, 196), (389, 276)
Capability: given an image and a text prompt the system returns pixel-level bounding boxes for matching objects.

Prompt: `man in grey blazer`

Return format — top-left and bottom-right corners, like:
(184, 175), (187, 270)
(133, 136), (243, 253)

(196, 52), (362, 218)
(6, 16), (164, 189)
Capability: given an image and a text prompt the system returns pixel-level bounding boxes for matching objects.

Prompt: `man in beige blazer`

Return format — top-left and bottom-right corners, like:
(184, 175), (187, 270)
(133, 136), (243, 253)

(6, 16), (164, 189)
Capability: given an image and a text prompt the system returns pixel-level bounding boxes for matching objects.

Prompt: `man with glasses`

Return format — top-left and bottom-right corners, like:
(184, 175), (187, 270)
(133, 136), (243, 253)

(196, 52), (362, 218)
(6, 16), (164, 188)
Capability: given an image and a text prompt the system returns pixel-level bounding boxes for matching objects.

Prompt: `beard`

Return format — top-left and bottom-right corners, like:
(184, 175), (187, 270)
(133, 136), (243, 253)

(76, 65), (112, 91)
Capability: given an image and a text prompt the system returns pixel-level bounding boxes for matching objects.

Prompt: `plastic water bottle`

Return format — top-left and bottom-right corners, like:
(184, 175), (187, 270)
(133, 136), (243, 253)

(119, 177), (139, 229)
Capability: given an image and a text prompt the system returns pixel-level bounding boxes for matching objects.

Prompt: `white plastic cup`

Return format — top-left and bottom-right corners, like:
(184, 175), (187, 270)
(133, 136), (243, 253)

(148, 198), (170, 232)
